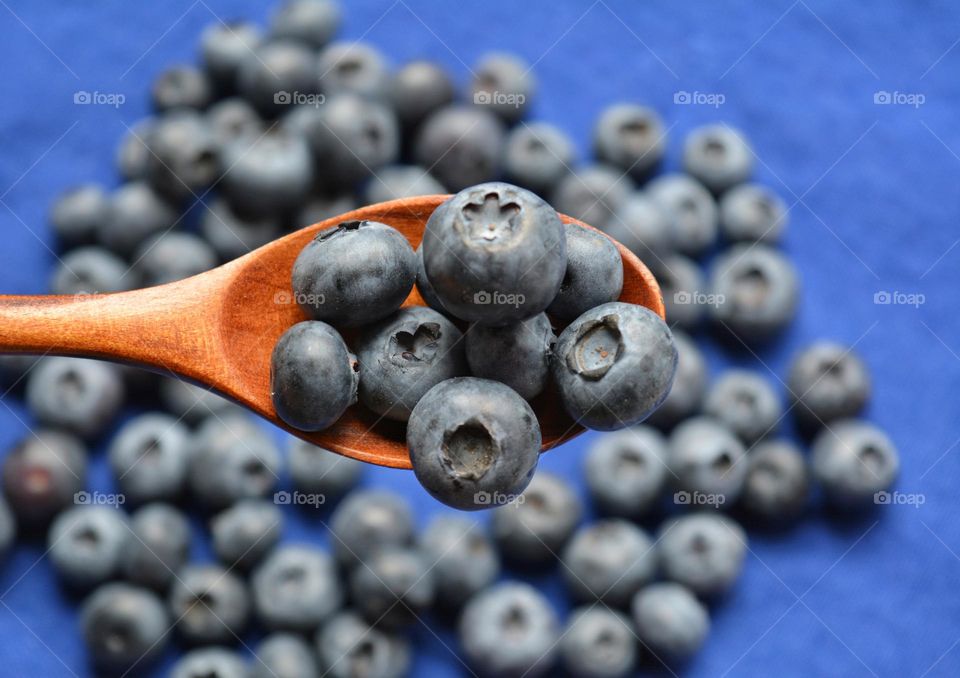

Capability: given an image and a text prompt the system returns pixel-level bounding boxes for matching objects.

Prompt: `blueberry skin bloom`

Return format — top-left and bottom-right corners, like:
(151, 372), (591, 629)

(631, 582), (709, 660)
(465, 312), (555, 400)
(547, 223), (624, 323)
(458, 582), (560, 678)
(271, 321), (359, 432)
(292, 221), (416, 328)
(407, 377), (541, 511)
(552, 302), (677, 431)
(811, 419), (899, 507)
(422, 182), (566, 325)
(355, 306), (467, 421)
(80, 583), (170, 672)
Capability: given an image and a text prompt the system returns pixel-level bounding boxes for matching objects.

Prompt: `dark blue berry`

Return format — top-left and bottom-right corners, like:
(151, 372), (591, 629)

(252, 632), (319, 678)
(349, 547), (434, 628)
(2, 429), (87, 528)
(658, 513), (747, 596)
(389, 60), (455, 131)
(811, 420), (898, 507)
(121, 502), (191, 591)
(48, 505), (129, 589)
(317, 42), (390, 100)
(787, 341), (870, 429)
(668, 417), (747, 505)
(548, 222), (623, 322)
(465, 313), (555, 400)
(631, 582), (708, 660)
(646, 330), (706, 430)
(490, 472), (581, 565)
(603, 191), (672, 265)
(49, 184), (109, 247)
(201, 198), (280, 262)
(108, 413), (191, 505)
(315, 611), (411, 678)
(101, 182), (179, 256)
(270, 0), (341, 49)
(251, 545), (343, 632)
(200, 21), (262, 95)
(26, 357), (125, 439)
(238, 40), (319, 117)
(288, 437), (363, 502)
(719, 183), (787, 243)
(221, 128), (314, 219)
(168, 564), (250, 644)
(80, 583), (170, 672)
(328, 490), (414, 569)
(741, 439), (809, 520)
(584, 426), (668, 519)
(470, 52), (534, 124)
(560, 607), (637, 678)
(171, 647), (249, 678)
(152, 65), (212, 112)
(420, 515), (499, 609)
(594, 104), (666, 179)
(503, 122), (575, 195)
(562, 519), (657, 607)
(212, 499), (283, 571)
(364, 165), (445, 204)
(703, 370), (781, 444)
(414, 106), (506, 191)
(682, 124), (754, 194)
(647, 174), (718, 257)
(552, 164), (634, 228)
(51, 246), (133, 296)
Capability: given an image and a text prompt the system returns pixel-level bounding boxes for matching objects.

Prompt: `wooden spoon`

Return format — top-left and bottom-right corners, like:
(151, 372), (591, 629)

(0, 196), (664, 469)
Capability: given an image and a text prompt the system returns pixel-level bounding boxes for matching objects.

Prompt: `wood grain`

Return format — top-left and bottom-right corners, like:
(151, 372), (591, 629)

(0, 195), (664, 469)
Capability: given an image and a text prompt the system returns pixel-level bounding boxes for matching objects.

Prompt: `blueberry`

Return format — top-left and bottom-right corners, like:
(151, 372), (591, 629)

(787, 341), (871, 429)
(2, 430), (86, 529)
(364, 165), (445, 204)
(291, 220), (415, 327)
(355, 306), (467, 421)
(80, 582), (170, 671)
(458, 582), (560, 678)
(470, 52), (535, 124)
(146, 111), (219, 202)
(389, 60), (455, 131)
(270, 0), (341, 49)
(560, 607), (637, 678)
(221, 127), (314, 218)
(708, 243), (799, 340)
(288, 437), (363, 502)
(414, 105), (506, 191)
(48, 505), (128, 589)
(238, 40), (319, 117)
(296, 94), (400, 189)
(668, 417), (747, 506)
(26, 357), (124, 439)
(200, 20), (262, 95)
(160, 377), (243, 425)
(682, 124), (754, 194)
(51, 246), (133, 296)
(328, 490), (414, 568)
(171, 647), (250, 678)
(121, 503), (191, 591)
(503, 122), (575, 196)
(603, 191), (672, 265)
(212, 500), (283, 571)
(552, 302), (677, 431)
(349, 547), (434, 628)
(465, 313), (555, 400)
(49, 184), (109, 247)
(548, 223), (623, 322)
(584, 426), (668, 519)
(100, 182), (179, 257)
(658, 512), (747, 596)
(490, 471), (581, 565)
(116, 120), (155, 182)
(811, 420), (898, 507)
(252, 633), (319, 678)
(593, 103), (666, 179)
(295, 192), (358, 227)
(207, 97), (264, 148)
(188, 413), (281, 509)
(0, 494), (14, 560)
(317, 42), (390, 100)
(271, 321), (359, 431)
(645, 330), (707, 430)
(551, 164), (634, 228)
(719, 183), (787, 244)
(422, 182), (566, 325)
(153, 65), (212, 112)
(315, 611), (411, 678)
(420, 515), (499, 609)
(251, 545), (342, 631)
(108, 413), (190, 505)
(408, 378), (542, 511)
(647, 174), (718, 257)
(741, 439), (809, 520)
(631, 582), (708, 660)
(703, 370), (781, 445)
(653, 254), (706, 331)
(562, 519), (657, 607)
(414, 244), (447, 312)
(135, 232), (217, 286)
(0, 354), (36, 392)
(201, 198), (281, 262)
(168, 564), (250, 644)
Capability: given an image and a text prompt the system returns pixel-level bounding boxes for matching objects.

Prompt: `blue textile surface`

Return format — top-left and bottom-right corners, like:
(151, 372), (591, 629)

(0, 1), (957, 676)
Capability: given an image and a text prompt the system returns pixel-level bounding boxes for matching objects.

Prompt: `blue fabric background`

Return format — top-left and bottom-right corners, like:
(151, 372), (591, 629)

(0, 1), (957, 676)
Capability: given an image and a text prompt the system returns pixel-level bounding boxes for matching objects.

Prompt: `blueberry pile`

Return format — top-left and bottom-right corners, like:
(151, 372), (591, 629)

(0, 0), (902, 674)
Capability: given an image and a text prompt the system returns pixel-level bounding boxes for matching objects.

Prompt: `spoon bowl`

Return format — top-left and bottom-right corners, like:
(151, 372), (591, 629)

(0, 195), (664, 468)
